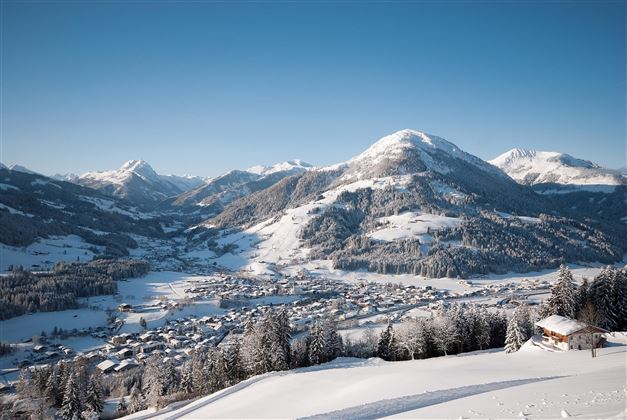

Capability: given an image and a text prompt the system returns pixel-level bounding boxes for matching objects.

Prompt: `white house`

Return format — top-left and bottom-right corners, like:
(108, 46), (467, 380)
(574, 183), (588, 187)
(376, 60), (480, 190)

(536, 315), (605, 351)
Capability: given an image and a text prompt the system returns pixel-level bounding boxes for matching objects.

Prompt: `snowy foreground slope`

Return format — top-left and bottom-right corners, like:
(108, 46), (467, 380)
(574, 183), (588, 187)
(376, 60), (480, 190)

(130, 336), (627, 420)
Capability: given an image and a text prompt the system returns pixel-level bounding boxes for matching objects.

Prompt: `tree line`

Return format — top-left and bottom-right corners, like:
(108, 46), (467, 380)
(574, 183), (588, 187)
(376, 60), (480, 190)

(0, 259), (149, 320)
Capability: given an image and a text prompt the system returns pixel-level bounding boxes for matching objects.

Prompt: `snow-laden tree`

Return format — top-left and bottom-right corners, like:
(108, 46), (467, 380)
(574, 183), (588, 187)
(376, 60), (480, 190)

(545, 265), (577, 318)
(395, 318), (427, 360)
(84, 373), (104, 416)
(377, 323), (396, 361)
(504, 310), (527, 353)
(180, 361), (194, 395)
(223, 336), (244, 384)
(431, 311), (458, 356)
(143, 355), (167, 408)
(308, 323), (326, 365)
(60, 372), (82, 420)
(45, 365), (62, 407)
(589, 267), (619, 330)
(129, 384), (146, 413)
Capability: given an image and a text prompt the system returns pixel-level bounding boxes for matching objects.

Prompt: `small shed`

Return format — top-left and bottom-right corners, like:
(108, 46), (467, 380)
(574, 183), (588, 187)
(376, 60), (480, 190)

(535, 315), (605, 351)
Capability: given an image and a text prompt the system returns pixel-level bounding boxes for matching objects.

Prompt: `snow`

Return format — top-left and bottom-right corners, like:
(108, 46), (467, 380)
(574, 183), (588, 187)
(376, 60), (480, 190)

(246, 159), (313, 176)
(0, 271), (223, 341)
(368, 212), (462, 243)
(211, 176), (413, 274)
(344, 129), (504, 179)
(535, 315), (589, 336)
(0, 182), (19, 191)
(0, 235), (100, 272)
(0, 203), (33, 217)
(490, 148), (623, 189)
(0, 307), (109, 342)
(139, 335), (627, 419)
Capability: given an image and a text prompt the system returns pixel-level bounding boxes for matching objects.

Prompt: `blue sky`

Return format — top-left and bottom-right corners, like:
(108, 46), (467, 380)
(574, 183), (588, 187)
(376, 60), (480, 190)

(2, 1), (625, 177)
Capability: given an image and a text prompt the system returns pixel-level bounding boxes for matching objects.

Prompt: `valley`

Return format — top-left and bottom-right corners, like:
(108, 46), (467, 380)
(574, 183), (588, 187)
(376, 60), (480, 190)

(1, 129), (625, 419)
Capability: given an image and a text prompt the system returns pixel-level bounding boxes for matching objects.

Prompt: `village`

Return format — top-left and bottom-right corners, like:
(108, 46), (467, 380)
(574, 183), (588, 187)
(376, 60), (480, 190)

(1, 268), (557, 385)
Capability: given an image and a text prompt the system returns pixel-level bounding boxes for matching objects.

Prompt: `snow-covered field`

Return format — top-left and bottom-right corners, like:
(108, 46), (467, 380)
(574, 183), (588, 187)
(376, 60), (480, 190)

(130, 335), (627, 420)
(0, 272), (223, 342)
(0, 235), (100, 272)
(367, 212), (462, 243)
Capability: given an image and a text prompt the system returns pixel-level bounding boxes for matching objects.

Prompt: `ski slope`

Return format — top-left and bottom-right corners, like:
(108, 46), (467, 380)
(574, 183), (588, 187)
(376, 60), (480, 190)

(134, 335), (627, 419)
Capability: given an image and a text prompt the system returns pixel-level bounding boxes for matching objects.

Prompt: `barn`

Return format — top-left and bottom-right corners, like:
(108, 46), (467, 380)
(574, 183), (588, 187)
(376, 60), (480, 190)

(536, 315), (605, 351)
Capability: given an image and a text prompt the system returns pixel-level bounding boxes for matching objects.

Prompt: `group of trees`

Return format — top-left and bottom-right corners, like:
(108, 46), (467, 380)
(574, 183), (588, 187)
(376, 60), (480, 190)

(0, 259), (149, 320)
(119, 310), (342, 413)
(540, 265), (627, 331)
(343, 303), (513, 361)
(16, 308), (343, 418)
(16, 358), (105, 420)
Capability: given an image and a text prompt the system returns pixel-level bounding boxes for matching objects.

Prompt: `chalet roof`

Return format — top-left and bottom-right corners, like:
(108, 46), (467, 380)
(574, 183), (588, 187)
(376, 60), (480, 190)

(535, 315), (600, 336)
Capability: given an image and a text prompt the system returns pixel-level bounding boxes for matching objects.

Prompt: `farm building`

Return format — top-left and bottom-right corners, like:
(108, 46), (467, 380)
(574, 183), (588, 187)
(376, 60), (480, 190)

(536, 315), (605, 351)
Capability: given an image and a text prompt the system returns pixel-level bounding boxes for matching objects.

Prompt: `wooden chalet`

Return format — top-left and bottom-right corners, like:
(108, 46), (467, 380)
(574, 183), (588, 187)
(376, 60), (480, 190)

(536, 315), (606, 351)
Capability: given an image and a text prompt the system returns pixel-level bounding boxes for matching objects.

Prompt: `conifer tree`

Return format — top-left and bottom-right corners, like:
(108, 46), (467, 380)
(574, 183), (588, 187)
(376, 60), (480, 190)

(377, 323), (395, 361)
(61, 372), (82, 420)
(504, 311), (526, 353)
(129, 385), (146, 413)
(84, 373), (104, 415)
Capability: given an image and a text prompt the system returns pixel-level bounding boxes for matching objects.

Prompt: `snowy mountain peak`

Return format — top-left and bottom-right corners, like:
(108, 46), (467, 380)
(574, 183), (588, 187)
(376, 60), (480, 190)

(343, 129), (501, 179)
(119, 159), (158, 178)
(8, 164), (38, 175)
(246, 159), (313, 176)
(490, 149), (623, 189)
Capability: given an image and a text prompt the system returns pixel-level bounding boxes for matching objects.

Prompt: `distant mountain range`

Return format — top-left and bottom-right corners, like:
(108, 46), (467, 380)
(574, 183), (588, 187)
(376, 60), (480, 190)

(490, 148), (625, 193)
(1, 130), (625, 277)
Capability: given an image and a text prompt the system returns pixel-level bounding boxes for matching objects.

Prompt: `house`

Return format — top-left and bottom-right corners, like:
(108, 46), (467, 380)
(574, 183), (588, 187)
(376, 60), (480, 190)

(536, 315), (606, 351)
(96, 359), (119, 373)
(114, 359), (138, 372)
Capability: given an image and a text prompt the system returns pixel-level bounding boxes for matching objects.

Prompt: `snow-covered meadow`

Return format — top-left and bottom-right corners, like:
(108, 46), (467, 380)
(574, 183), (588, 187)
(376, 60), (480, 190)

(131, 335), (627, 420)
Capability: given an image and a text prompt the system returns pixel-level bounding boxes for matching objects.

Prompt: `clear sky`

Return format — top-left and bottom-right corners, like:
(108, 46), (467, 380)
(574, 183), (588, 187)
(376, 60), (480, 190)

(1, 1), (625, 177)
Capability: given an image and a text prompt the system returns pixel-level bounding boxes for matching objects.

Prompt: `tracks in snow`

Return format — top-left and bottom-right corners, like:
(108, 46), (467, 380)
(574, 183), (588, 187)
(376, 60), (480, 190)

(299, 377), (561, 420)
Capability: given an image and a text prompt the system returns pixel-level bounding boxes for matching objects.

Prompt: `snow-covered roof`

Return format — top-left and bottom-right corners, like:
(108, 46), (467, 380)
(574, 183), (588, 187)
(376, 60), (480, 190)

(535, 315), (592, 336)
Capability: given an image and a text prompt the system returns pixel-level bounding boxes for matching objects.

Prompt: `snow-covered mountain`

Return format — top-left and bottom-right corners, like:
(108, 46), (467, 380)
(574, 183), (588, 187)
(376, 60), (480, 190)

(8, 164), (39, 175)
(199, 129), (625, 278)
(246, 159), (313, 176)
(0, 166), (164, 257)
(172, 160), (313, 209)
(51, 172), (79, 182)
(490, 148), (624, 192)
(340, 129), (505, 181)
(76, 160), (205, 206)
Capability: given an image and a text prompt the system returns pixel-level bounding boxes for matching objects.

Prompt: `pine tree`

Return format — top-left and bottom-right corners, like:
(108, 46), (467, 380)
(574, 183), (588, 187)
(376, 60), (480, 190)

(84, 373), (104, 415)
(129, 385), (146, 413)
(611, 267), (627, 330)
(546, 265), (577, 318)
(576, 278), (590, 314)
(504, 311), (526, 353)
(590, 267), (619, 330)
(45, 366), (62, 406)
(223, 337), (243, 384)
(308, 323), (326, 365)
(377, 323), (395, 361)
(61, 372), (83, 420)
(180, 361), (194, 395)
